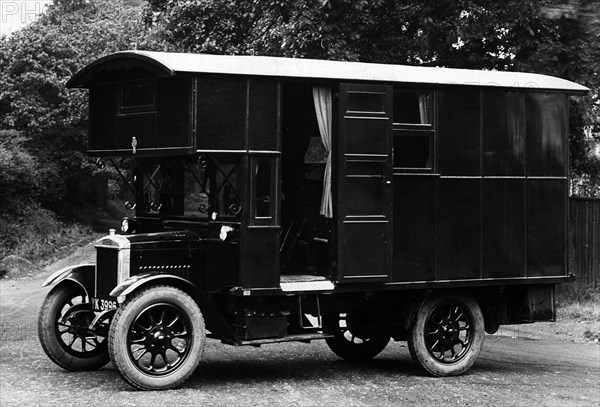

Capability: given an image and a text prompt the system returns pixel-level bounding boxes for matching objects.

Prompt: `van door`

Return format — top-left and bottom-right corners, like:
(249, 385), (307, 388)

(336, 84), (393, 283)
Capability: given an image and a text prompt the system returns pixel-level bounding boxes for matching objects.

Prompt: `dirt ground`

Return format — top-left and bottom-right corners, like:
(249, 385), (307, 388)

(1, 242), (599, 406)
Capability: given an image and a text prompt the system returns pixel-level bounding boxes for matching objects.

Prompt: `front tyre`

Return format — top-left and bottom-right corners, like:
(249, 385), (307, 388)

(408, 292), (484, 376)
(38, 282), (110, 371)
(108, 286), (205, 390)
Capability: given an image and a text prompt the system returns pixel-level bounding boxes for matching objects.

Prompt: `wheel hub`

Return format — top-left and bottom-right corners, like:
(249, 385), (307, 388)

(437, 320), (459, 345)
(64, 309), (93, 336)
(148, 328), (172, 350)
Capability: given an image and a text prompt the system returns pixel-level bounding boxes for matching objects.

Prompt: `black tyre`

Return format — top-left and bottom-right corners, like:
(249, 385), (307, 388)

(38, 283), (110, 371)
(324, 312), (390, 361)
(108, 285), (205, 390)
(408, 292), (484, 376)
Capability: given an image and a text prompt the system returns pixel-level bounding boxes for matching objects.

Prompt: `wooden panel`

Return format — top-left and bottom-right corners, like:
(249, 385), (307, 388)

(437, 179), (481, 280)
(117, 113), (156, 150)
(347, 91), (386, 113)
(526, 93), (567, 177)
(394, 175), (436, 282)
(340, 221), (390, 280)
(344, 117), (389, 155)
(156, 77), (191, 149)
(344, 161), (385, 216)
(249, 80), (279, 150)
(89, 85), (117, 152)
(437, 89), (481, 176)
(527, 180), (566, 277)
(482, 91), (526, 176)
(197, 78), (247, 150)
(483, 179), (525, 278)
(244, 227), (279, 288)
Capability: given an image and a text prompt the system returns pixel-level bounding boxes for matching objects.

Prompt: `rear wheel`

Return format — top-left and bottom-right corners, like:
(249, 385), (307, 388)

(38, 283), (110, 371)
(108, 285), (205, 390)
(408, 292), (484, 376)
(324, 312), (390, 361)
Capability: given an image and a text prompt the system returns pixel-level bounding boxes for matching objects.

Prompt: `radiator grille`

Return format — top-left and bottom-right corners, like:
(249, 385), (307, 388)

(96, 247), (119, 298)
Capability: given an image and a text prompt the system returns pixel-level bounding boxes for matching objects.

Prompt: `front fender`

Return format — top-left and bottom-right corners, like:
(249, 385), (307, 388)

(110, 272), (239, 343)
(42, 264), (95, 296)
(109, 273), (201, 303)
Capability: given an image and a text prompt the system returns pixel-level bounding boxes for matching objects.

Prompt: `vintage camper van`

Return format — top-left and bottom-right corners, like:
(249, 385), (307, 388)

(38, 51), (589, 390)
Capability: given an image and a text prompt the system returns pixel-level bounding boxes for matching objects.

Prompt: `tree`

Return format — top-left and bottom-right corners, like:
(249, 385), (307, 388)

(0, 0), (155, 210)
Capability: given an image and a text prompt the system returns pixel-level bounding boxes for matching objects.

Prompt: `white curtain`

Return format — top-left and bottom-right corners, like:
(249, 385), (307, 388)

(418, 94), (428, 124)
(312, 86), (333, 218)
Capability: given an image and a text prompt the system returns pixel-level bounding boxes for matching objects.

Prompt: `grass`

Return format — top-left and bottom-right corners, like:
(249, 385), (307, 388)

(0, 204), (98, 268)
(556, 281), (600, 321)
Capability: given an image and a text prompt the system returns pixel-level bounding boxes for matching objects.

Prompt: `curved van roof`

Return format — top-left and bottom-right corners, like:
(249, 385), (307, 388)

(67, 50), (590, 94)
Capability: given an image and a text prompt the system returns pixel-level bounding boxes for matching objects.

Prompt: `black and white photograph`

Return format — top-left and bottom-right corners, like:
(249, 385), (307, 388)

(1, 1), (599, 405)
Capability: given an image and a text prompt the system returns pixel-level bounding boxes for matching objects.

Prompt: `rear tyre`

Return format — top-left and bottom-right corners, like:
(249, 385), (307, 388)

(324, 312), (390, 361)
(108, 285), (205, 390)
(408, 292), (484, 376)
(38, 283), (110, 371)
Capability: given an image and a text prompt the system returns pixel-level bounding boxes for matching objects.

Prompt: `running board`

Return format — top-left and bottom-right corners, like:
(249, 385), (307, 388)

(224, 333), (333, 347)
(280, 280), (335, 293)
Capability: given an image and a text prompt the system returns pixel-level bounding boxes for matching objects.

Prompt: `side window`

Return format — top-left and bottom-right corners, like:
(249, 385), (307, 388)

(393, 90), (435, 171)
(136, 156), (242, 220)
(120, 82), (155, 111)
(252, 157), (277, 225)
(183, 164), (210, 218)
(117, 81), (157, 151)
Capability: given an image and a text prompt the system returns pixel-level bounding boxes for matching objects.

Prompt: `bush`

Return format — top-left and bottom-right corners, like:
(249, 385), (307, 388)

(556, 281), (600, 321)
(0, 130), (41, 212)
(0, 202), (93, 265)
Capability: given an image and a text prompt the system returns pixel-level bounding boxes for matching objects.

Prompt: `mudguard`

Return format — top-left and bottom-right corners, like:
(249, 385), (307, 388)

(109, 272), (202, 303)
(41, 264), (95, 296)
(109, 272), (238, 341)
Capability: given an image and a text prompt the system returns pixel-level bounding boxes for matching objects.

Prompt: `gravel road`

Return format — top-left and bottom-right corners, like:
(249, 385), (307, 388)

(1, 243), (598, 406)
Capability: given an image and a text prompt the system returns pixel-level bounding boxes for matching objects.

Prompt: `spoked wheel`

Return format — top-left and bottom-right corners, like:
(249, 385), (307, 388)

(38, 283), (110, 371)
(108, 286), (205, 390)
(408, 293), (484, 376)
(324, 312), (390, 361)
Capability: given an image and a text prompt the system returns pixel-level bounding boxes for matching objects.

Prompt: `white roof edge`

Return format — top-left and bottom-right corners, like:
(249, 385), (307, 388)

(110, 50), (590, 93)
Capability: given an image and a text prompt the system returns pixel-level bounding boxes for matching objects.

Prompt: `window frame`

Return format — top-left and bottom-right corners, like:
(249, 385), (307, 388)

(118, 80), (156, 113)
(250, 155), (278, 226)
(392, 88), (436, 173)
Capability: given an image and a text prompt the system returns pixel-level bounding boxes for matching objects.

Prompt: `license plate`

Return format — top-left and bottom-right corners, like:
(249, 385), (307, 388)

(91, 297), (119, 312)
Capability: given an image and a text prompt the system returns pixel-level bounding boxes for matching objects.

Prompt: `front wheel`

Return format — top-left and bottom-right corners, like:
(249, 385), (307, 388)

(108, 285), (205, 390)
(324, 312), (390, 361)
(408, 292), (484, 376)
(38, 282), (110, 371)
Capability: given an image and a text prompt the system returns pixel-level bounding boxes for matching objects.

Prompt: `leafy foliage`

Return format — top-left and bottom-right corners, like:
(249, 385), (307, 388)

(0, 0), (154, 211)
(0, 130), (42, 212)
